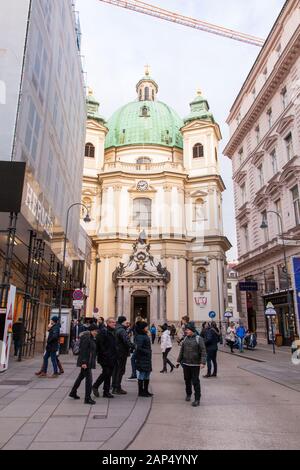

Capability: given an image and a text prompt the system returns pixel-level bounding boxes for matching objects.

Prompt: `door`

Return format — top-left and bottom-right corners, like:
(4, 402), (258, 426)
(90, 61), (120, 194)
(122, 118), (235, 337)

(131, 291), (150, 324)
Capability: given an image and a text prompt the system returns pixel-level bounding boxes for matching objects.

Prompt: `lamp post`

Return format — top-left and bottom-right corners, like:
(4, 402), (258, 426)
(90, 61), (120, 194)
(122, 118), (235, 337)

(207, 255), (224, 332)
(58, 203), (91, 322)
(260, 210), (295, 343)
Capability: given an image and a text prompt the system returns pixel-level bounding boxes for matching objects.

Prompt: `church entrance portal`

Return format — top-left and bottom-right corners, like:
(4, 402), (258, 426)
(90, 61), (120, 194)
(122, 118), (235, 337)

(131, 291), (150, 324)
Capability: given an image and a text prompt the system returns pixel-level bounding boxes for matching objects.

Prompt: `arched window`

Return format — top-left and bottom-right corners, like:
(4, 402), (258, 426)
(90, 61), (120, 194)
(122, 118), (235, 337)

(139, 89), (142, 101)
(197, 268), (207, 290)
(85, 142), (95, 158)
(137, 157), (151, 164)
(144, 87), (150, 101)
(133, 198), (152, 228)
(193, 143), (204, 159)
(152, 89), (155, 101)
(141, 105), (149, 117)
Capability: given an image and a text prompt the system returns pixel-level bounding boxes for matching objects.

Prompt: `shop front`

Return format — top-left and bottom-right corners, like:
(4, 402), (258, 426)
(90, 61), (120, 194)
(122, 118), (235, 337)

(263, 291), (297, 346)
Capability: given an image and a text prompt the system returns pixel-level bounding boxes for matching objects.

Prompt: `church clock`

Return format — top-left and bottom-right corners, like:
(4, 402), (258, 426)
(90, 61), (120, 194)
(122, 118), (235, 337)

(137, 180), (149, 191)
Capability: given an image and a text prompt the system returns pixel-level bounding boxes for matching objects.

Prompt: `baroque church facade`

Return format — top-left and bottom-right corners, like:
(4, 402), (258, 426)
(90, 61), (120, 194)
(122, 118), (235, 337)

(82, 69), (231, 325)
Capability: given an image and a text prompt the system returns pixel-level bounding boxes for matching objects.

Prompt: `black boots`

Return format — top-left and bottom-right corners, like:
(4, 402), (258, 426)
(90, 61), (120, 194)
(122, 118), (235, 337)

(138, 380), (153, 397)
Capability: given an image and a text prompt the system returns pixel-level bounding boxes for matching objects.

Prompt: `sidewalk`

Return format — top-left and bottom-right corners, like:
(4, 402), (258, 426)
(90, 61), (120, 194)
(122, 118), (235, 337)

(220, 343), (300, 393)
(0, 353), (151, 450)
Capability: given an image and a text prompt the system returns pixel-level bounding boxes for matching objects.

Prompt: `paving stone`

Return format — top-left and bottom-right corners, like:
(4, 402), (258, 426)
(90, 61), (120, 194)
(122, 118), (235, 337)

(34, 416), (87, 442)
(0, 389), (54, 418)
(16, 422), (44, 436)
(2, 435), (34, 450)
(81, 427), (117, 442)
(85, 416), (126, 428)
(29, 441), (103, 450)
(0, 418), (27, 445)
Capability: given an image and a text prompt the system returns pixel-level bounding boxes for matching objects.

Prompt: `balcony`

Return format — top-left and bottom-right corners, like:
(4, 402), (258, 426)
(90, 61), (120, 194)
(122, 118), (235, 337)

(103, 161), (185, 174)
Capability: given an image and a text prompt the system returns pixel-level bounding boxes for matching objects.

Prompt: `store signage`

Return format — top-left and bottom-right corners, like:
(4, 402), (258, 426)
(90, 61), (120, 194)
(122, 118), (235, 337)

(194, 297), (207, 306)
(224, 311), (233, 318)
(239, 281), (258, 292)
(0, 285), (16, 372)
(24, 182), (53, 238)
(292, 257), (300, 324)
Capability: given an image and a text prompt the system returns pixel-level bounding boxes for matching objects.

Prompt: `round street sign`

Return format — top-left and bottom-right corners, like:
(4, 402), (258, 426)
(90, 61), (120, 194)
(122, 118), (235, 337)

(73, 289), (83, 301)
(93, 307), (99, 314)
(209, 311), (216, 319)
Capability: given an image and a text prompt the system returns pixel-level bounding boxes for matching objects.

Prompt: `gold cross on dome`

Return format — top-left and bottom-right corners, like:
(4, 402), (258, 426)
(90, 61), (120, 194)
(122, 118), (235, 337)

(144, 64), (151, 76)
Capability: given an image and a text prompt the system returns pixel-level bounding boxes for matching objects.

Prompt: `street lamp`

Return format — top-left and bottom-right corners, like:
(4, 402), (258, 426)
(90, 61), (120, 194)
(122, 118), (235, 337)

(58, 203), (91, 322)
(207, 255), (224, 332)
(260, 210), (295, 343)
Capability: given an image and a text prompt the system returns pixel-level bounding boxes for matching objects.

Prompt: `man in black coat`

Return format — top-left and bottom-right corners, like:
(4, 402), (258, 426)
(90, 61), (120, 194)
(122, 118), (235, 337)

(12, 318), (25, 357)
(92, 317), (117, 398)
(112, 315), (135, 395)
(204, 321), (220, 378)
(69, 324), (98, 404)
(40, 316), (60, 377)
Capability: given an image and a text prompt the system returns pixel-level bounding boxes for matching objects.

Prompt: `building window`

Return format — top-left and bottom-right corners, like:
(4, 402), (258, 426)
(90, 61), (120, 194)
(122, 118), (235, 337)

(25, 97), (41, 161)
(252, 87), (256, 100)
(141, 105), (149, 117)
(281, 86), (287, 109)
(144, 87), (149, 101)
(267, 108), (273, 129)
(238, 147), (244, 165)
(85, 142), (95, 158)
(285, 133), (293, 161)
(139, 89), (142, 101)
(228, 295), (233, 304)
(291, 185), (300, 225)
(196, 268), (207, 290)
(193, 143), (204, 159)
(240, 183), (246, 205)
(255, 126), (260, 145)
(152, 89), (155, 101)
(227, 282), (232, 290)
(263, 67), (268, 82)
(270, 149), (278, 174)
(243, 224), (250, 252)
(137, 157), (151, 164)
(261, 210), (269, 243)
(133, 198), (152, 228)
(258, 164), (264, 188)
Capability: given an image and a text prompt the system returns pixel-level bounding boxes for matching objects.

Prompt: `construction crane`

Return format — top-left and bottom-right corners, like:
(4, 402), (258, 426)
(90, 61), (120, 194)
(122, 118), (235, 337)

(97, 0), (265, 47)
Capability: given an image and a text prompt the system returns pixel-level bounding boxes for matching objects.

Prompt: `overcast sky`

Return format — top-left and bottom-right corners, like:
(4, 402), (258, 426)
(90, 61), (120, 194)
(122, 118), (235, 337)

(76, 0), (286, 260)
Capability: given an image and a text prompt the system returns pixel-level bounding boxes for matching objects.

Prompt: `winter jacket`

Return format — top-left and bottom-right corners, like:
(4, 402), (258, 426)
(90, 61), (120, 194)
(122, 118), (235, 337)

(115, 323), (134, 357)
(150, 326), (156, 335)
(96, 326), (117, 368)
(177, 334), (207, 367)
(77, 331), (97, 369)
(12, 321), (24, 341)
(46, 324), (60, 353)
(236, 326), (246, 339)
(135, 331), (152, 372)
(160, 330), (172, 352)
(205, 327), (220, 352)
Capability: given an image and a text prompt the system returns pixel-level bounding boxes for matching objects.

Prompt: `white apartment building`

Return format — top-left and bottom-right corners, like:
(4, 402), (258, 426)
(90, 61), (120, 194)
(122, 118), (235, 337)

(224, 0), (300, 345)
(0, 0), (89, 354)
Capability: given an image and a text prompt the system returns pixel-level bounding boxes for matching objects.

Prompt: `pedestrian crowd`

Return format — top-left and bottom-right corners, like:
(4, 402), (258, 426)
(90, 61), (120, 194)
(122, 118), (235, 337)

(225, 321), (257, 353)
(32, 314), (224, 407)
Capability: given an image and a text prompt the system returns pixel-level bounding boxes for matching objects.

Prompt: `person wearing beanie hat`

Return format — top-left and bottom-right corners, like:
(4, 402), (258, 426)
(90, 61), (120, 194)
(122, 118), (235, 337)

(112, 315), (135, 394)
(69, 324), (98, 404)
(135, 321), (153, 397)
(160, 324), (175, 374)
(51, 316), (59, 323)
(177, 323), (207, 407)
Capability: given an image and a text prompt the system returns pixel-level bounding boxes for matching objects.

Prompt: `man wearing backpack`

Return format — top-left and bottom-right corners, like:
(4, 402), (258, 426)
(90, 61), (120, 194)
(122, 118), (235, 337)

(177, 322), (207, 407)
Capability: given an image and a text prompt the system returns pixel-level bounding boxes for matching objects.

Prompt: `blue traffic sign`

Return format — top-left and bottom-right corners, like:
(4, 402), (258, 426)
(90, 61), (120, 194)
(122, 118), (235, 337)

(209, 311), (216, 319)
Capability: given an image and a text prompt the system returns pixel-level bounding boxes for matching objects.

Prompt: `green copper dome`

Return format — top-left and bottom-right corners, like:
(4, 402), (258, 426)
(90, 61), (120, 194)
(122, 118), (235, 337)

(105, 100), (183, 150)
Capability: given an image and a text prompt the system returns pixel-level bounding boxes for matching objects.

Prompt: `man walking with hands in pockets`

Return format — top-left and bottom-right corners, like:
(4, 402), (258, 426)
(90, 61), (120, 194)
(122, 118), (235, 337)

(177, 322), (206, 407)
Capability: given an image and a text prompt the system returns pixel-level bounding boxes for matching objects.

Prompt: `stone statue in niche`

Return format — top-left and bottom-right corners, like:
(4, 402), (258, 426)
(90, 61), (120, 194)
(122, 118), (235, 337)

(197, 269), (207, 290)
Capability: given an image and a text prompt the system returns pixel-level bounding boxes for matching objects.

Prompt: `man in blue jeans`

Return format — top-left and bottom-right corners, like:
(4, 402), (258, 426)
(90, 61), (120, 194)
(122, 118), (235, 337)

(236, 323), (247, 353)
(38, 316), (60, 378)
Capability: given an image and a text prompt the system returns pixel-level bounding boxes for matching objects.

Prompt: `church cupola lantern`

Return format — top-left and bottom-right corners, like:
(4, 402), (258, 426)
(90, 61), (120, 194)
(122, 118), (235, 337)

(136, 65), (158, 102)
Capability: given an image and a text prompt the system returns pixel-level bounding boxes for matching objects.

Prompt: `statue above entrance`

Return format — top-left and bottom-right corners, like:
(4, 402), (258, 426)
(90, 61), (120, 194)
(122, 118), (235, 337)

(112, 233), (170, 283)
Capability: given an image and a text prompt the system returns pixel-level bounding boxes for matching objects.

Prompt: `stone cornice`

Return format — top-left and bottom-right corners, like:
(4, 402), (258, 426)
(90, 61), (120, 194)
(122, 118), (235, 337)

(224, 25), (300, 157)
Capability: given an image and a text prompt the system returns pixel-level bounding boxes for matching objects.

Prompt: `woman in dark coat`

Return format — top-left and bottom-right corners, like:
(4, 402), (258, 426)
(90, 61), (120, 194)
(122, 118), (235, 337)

(69, 324), (98, 404)
(204, 321), (220, 378)
(135, 321), (153, 397)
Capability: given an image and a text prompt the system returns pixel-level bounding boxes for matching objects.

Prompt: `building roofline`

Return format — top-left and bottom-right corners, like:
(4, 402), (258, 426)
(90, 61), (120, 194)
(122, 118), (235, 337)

(227, 0), (292, 121)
